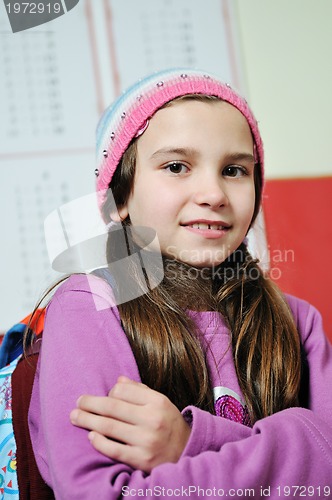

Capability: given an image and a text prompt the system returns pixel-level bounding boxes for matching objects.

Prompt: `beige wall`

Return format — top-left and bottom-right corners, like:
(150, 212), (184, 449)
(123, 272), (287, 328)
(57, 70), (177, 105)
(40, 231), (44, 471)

(235, 0), (332, 179)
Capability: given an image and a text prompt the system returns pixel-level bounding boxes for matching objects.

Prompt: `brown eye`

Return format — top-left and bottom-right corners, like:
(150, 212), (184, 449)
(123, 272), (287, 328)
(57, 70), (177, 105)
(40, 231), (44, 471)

(165, 162), (188, 174)
(223, 165), (246, 178)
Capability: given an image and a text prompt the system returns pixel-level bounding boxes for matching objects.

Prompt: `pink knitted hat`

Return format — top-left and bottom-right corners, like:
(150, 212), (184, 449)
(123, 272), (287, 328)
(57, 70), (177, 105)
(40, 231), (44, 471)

(96, 68), (264, 218)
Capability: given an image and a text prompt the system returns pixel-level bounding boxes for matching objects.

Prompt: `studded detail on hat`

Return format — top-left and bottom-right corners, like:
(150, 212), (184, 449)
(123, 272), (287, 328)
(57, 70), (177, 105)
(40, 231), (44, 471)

(95, 68), (264, 221)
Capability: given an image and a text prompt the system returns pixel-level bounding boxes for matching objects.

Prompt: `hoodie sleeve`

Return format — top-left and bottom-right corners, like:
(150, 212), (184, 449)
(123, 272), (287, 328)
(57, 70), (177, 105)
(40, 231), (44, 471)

(29, 279), (332, 500)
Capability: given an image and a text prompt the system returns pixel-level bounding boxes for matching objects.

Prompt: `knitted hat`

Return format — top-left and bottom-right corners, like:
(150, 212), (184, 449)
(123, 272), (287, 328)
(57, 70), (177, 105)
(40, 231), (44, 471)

(96, 68), (264, 218)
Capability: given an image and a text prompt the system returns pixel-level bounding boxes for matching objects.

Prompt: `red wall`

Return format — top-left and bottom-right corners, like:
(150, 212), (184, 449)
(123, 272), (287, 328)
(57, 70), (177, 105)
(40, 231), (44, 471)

(263, 176), (332, 342)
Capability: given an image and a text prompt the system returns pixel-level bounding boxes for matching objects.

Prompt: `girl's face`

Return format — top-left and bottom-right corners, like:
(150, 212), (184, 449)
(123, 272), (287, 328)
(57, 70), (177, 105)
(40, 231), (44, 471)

(116, 99), (256, 268)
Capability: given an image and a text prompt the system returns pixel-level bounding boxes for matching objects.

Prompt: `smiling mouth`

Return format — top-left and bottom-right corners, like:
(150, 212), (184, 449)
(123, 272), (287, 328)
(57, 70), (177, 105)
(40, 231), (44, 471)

(181, 220), (231, 231)
(186, 223), (228, 231)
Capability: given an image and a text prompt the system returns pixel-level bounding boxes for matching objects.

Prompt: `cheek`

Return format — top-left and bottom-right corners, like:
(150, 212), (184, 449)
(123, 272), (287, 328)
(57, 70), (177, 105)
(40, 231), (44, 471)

(145, 184), (181, 212)
(127, 186), (177, 227)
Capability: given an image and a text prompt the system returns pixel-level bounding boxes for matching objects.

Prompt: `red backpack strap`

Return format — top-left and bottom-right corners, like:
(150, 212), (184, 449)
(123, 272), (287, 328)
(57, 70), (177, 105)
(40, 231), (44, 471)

(12, 336), (55, 499)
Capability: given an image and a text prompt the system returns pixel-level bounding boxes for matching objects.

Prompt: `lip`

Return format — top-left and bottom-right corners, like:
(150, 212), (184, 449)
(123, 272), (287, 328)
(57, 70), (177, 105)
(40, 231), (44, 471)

(181, 219), (231, 239)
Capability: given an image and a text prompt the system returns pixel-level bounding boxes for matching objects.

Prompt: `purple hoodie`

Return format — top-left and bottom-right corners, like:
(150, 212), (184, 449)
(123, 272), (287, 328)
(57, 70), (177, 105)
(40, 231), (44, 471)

(29, 274), (332, 499)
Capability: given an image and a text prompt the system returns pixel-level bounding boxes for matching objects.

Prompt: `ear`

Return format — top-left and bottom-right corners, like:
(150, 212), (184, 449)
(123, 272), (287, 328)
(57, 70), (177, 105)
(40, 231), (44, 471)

(110, 204), (129, 222)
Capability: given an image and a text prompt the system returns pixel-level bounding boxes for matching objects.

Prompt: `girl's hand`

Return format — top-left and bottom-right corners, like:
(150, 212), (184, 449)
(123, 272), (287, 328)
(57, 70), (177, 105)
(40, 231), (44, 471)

(70, 376), (191, 472)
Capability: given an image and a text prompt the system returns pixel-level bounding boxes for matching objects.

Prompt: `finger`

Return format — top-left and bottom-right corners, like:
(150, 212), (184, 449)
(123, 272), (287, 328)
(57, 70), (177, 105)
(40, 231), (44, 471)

(116, 376), (149, 387)
(70, 409), (143, 445)
(75, 395), (141, 425)
(116, 376), (140, 384)
(88, 432), (151, 471)
(109, 380), (161, 406)
(109, 377), (149, 395)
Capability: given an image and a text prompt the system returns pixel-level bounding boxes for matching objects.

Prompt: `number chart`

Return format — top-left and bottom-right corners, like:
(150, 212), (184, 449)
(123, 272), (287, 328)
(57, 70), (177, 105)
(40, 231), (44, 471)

(0, 0), (245, 331)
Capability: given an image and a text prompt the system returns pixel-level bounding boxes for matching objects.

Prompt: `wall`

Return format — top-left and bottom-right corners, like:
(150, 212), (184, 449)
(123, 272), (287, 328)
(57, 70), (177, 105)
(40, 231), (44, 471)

(236, 0), (332, 341)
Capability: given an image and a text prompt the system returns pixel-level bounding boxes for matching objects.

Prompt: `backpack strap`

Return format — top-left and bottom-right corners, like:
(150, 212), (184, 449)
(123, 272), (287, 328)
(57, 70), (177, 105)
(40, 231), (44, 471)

(12, 337), (55, 500)
(0, 311), (53, 499)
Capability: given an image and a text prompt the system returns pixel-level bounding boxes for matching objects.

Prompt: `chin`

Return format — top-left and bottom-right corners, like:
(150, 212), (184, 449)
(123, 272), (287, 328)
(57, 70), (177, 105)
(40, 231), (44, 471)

(182, 257), (227, 269)
(163, 246), (230, 269)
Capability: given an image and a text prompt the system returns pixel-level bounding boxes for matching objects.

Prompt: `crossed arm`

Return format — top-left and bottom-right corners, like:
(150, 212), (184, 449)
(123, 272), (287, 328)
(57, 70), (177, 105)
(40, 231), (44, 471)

(70, 376), (191, 472)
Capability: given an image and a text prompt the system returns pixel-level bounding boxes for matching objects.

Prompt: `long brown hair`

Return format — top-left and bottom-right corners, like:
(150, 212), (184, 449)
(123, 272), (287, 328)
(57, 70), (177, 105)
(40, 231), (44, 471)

(103, 95), (302, 423)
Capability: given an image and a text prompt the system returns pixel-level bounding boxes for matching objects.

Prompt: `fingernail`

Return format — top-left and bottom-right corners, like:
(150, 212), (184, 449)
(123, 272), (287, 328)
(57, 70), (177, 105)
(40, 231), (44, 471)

(70, 409), (79, 423)
(88, 431), (95, 442)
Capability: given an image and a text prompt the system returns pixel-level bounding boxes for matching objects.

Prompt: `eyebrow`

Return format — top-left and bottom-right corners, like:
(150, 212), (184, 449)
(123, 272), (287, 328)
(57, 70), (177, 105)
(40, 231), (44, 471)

(150, 147), (255, 164)
(150, 147), (199, 160)
(224, 152), (255, 164)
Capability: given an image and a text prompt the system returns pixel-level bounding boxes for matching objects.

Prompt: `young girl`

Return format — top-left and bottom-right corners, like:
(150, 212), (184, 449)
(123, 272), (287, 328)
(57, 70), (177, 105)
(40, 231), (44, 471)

(28, 69), (332, 499)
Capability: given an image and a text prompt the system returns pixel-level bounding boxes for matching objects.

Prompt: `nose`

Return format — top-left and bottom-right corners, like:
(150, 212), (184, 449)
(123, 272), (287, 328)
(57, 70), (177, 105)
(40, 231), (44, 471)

(192, 173), (229, 208)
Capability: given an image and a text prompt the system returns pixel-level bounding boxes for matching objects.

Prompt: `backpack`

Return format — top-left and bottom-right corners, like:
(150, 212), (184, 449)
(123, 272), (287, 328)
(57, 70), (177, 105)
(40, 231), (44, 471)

(0, 309), (54, 499)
